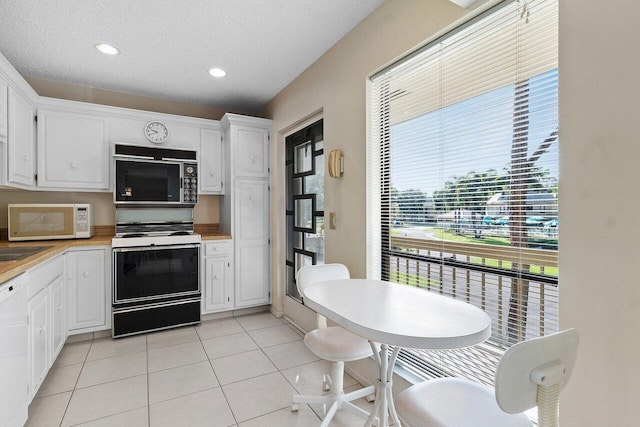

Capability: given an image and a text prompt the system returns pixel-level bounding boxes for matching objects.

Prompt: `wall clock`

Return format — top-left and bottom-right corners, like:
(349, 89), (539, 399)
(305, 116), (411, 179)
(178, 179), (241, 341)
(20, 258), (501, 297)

(144, 121), (169, 144)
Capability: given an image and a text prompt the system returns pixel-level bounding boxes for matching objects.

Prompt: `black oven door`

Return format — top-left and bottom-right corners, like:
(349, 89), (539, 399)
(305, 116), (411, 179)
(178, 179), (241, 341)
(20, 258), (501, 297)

(115, 159), (181, 204)
(113, 244), (200, 304)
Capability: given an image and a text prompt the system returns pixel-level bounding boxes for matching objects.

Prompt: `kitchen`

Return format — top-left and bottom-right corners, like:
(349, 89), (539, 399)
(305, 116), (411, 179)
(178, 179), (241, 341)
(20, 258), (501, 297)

(0, 1), (389, 425)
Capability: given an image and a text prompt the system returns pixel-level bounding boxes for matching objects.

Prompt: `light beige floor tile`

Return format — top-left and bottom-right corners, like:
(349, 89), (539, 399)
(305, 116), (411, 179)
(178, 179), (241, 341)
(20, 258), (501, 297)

(238, 406), (320, 427)
(201, 332), (258, 359)
(281, 359), (358, 395)
(86, 335), (147, 361)
(26, 391), (71, 427)
(195, 317), (244, 340)
(76, 351), (147, 388)
(211, 349), (277, 385)
(147, 340), (207, 373)
(61, 374), (148, 426)
(53, 341), (91, 367)
(146, 325), (199, 350)
(247, 324), (302, 348)
(36, 363), (82, 397)
(236, 312), (284, 331)
(262, 340), (320, 370)
(222, 372), (295, 423)
(149, 361), (219, 404)
(73, 407), (148, 427)
(149, 387), (235, 427)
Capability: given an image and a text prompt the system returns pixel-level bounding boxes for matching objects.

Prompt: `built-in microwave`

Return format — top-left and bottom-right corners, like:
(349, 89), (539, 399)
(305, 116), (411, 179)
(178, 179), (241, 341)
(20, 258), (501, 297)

(113, 144), (198, 206)
(8, 204), (93, 241)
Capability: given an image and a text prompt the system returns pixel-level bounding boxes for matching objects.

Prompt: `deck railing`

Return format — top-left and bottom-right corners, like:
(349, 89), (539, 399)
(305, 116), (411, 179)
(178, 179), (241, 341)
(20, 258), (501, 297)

(388, 235), (558, 348)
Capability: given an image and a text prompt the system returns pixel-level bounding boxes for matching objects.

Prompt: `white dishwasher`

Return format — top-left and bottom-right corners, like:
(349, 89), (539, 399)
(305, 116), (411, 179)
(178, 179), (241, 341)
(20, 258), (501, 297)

(0, 273), (29, 427)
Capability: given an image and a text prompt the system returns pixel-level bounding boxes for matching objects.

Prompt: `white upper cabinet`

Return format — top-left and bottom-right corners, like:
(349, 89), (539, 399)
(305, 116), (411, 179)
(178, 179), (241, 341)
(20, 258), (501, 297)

(37, 108), (110, 191)
(0, 77), (7, 140)
(200, 128), (224, 194)
(235, 125), (269, 178)
(8, 87), (36, 188)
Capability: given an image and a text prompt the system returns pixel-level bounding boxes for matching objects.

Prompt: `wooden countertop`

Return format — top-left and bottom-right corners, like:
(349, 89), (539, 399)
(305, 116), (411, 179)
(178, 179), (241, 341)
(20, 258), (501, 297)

(0, 232), (232, 284)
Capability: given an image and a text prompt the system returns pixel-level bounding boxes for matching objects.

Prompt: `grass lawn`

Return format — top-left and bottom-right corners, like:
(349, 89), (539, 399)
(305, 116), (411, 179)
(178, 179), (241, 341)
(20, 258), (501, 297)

(403, 226), (559, 277)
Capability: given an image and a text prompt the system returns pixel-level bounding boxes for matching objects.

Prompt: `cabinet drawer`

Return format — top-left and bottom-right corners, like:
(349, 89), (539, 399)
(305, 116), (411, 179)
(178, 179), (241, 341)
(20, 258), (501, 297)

(28, 255), (64, 299)
(204, 241), (231, 257)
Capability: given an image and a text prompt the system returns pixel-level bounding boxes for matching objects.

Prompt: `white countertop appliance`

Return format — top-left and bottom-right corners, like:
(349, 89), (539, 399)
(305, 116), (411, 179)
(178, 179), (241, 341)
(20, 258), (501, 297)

(8, 203), (92, 241)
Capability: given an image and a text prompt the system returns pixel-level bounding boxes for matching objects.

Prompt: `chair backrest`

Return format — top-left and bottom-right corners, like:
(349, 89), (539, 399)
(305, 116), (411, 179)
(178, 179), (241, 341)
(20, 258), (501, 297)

(495, 328), (579, 415)
(296, 263), (350, 296)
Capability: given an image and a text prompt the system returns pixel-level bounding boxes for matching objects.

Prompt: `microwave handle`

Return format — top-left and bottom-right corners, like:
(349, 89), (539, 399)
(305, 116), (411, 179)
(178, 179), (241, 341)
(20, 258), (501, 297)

(113, 154), (155, 160)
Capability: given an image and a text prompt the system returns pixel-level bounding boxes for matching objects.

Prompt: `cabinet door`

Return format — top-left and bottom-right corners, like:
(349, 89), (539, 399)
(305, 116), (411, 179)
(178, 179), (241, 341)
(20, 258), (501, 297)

(66, 250), (106, 332)
(7, 87), (35, 187)
(49, 276), (66, 364)
(28, 290), (48, 399)
(0, 77), (7, 139)
(235, 126), (269, 178)
(235, 179), (269, 307)
(200, 128), (224, 194)
(235, 241), (269, 307)
(235, 179), (269, 241)
(37, 109), (110, 190)
(203, 257), (231, 313)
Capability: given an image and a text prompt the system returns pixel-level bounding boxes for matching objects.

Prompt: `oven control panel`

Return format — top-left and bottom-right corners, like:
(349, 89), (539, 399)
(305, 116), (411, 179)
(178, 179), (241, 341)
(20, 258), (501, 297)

(183, 163), (198, 204)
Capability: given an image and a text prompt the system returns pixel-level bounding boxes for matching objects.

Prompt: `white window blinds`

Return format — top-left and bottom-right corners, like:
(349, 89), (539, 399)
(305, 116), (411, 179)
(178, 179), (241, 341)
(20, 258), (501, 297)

(367, 0), (558, 387)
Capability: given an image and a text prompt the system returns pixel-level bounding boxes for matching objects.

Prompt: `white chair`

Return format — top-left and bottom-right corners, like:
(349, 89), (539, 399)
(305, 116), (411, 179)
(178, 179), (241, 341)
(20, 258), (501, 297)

(292, 263), (376, 426)
(396, 328), (579, 427)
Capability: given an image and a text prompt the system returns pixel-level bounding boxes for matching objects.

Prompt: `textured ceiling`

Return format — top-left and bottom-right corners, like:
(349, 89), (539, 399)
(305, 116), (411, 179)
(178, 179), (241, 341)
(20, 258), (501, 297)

(0, 0), (385, 113)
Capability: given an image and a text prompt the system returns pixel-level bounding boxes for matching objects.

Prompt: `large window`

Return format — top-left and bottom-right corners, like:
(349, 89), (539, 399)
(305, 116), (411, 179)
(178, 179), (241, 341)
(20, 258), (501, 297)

(367, 0), (558, 386)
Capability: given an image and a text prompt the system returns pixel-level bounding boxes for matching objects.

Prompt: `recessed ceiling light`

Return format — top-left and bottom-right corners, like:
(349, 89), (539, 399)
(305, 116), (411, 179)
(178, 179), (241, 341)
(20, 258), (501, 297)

(208, 68), (226, 78)
(95, 43), (120, 55)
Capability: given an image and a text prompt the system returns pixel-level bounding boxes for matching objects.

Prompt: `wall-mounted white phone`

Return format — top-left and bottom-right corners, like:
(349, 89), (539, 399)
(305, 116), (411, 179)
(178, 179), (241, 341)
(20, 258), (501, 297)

(328, 149), (343, 178)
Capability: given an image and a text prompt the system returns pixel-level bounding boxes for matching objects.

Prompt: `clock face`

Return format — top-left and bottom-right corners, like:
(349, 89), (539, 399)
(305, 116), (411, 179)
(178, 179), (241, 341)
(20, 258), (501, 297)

(145, 121), (169, 144)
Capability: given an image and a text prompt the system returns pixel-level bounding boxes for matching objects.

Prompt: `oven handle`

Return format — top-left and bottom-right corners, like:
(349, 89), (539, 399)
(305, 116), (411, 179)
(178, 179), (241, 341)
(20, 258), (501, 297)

(113, 243), (200, 253)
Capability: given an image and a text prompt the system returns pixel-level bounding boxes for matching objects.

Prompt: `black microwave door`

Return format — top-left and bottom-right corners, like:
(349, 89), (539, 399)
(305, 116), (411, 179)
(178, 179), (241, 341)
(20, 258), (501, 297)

(116, 161), (181, 203)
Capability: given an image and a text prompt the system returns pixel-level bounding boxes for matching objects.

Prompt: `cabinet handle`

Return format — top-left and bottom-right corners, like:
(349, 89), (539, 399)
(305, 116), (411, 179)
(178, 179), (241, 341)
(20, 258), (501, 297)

(214, 274), (220, 279)
(249, 195), (255, 201)
(209, 171), (215, 176)
(82, 271), (90, 278)
(23, 155), (30, 162)
(70, 162), (78, 169)
(56, 305), (63, 311)
(38, 326), (46, 334)
(250, 155), (255, 163)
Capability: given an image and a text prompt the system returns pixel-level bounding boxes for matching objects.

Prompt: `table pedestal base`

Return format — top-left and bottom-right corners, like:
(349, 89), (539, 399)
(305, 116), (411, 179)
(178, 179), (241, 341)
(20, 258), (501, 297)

(364, 343), (401, 427)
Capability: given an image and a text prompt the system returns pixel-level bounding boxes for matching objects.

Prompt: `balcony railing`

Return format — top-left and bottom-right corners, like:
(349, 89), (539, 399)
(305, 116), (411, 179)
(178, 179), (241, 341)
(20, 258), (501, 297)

(387, 235), (558, 385)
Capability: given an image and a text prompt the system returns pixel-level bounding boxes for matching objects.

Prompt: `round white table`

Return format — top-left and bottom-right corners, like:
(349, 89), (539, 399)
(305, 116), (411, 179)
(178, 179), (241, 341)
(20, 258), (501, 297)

(302, 278), (492, 427)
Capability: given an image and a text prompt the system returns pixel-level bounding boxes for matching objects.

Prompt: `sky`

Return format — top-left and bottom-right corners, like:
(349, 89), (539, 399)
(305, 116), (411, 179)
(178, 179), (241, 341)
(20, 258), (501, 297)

(390, 69), (559, 196)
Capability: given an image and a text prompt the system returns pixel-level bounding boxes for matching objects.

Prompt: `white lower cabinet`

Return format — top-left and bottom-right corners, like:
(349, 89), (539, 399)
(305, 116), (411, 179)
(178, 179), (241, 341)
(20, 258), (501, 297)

(27, 288), (48, 401)
(202, 240), (233, 314)
(49, 276), (66, 363)
(26, 255), (65, 401)
(65, 248), (109, 334)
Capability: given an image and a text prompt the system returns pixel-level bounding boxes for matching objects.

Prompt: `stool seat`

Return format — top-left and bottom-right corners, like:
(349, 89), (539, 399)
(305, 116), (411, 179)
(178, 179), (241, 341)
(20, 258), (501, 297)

(396, 378), (531, 427)
(304, 326), (372, 362)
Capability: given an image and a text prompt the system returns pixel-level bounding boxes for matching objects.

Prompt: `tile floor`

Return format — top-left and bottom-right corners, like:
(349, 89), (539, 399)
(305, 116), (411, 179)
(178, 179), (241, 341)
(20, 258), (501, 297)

(26, 312), (375, 427)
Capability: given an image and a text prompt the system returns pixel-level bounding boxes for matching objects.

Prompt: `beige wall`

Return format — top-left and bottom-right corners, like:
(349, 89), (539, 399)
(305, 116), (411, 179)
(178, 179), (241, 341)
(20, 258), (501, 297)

(559, 0), (640, 425)
(263, 0), (640, 425)
(27, 78), (232, 120)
